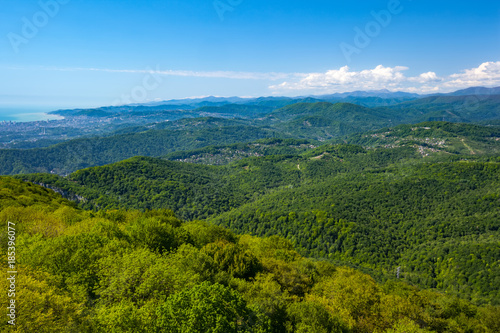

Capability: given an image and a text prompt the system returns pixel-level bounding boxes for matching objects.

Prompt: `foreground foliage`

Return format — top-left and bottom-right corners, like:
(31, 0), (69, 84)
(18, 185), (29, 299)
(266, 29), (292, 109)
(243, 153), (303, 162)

(1, 177), (499, 332)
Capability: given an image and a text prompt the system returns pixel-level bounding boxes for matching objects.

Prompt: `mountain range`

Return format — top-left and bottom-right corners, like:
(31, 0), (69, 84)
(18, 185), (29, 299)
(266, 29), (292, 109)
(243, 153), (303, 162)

(50, 86), (500, 117)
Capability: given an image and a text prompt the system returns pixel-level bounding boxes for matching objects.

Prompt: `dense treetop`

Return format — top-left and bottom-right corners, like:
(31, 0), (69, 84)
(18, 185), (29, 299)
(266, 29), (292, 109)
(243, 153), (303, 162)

(1, 177), (499, 332)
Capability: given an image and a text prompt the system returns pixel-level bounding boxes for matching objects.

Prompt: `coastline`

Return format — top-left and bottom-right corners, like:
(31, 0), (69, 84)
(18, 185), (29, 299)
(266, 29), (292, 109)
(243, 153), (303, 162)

(0, 110), (65, 123)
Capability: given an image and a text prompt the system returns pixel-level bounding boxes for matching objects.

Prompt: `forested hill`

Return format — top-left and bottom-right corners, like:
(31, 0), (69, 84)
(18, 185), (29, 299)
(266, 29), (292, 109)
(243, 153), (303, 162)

(211, 161), (500, 304)
(264, 102), (383, 121)
(343, 121), (500, 155)
(381, 94), (500, 123)
(260, 102), (395, 139)
(15, 122), (500, 305)
(1, 177), (500, 332)
(161, 122), (500, 165)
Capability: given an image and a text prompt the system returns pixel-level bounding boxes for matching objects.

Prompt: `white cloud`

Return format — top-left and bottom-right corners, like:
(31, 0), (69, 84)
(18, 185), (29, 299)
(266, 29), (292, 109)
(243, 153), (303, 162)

(40, 66), (295, 81)
(443, 61), (500, 90)
(270, 62), (500, 94)
(270, 65), (409, 91)
(408, 72), (441, 83)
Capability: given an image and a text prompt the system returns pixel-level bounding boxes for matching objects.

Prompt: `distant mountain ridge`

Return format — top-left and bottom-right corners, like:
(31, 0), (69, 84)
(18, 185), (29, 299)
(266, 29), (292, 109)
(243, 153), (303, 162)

(383, 94), (500, 123)
(116, 86), (500, 107)
(50, 86), (500, 118)
(316, 89), (420, 99)
(439, 86), (500, 96)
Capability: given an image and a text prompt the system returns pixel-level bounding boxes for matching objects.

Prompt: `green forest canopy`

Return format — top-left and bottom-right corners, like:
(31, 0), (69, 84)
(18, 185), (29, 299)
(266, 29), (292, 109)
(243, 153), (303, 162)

(1, 176), (499, 333)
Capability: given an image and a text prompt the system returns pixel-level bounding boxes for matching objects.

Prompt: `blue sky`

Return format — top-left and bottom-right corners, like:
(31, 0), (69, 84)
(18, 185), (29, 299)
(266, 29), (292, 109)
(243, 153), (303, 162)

(1, 0), (499, 109)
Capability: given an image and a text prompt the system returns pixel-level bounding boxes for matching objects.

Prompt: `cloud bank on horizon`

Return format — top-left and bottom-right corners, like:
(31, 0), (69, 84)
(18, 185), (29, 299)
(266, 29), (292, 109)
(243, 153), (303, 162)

(36, 61), (500, 99)
(269, 61), (500, 95)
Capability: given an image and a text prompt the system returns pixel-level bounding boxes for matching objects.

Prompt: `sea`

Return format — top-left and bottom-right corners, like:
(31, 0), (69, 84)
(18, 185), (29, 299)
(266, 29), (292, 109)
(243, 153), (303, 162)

(0, 107), (64, 122)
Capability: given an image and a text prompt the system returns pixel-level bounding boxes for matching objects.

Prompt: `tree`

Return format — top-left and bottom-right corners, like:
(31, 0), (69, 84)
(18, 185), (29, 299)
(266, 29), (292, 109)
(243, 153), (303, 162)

(155, 282), (253, 333)
(286, 300), (349, 333)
